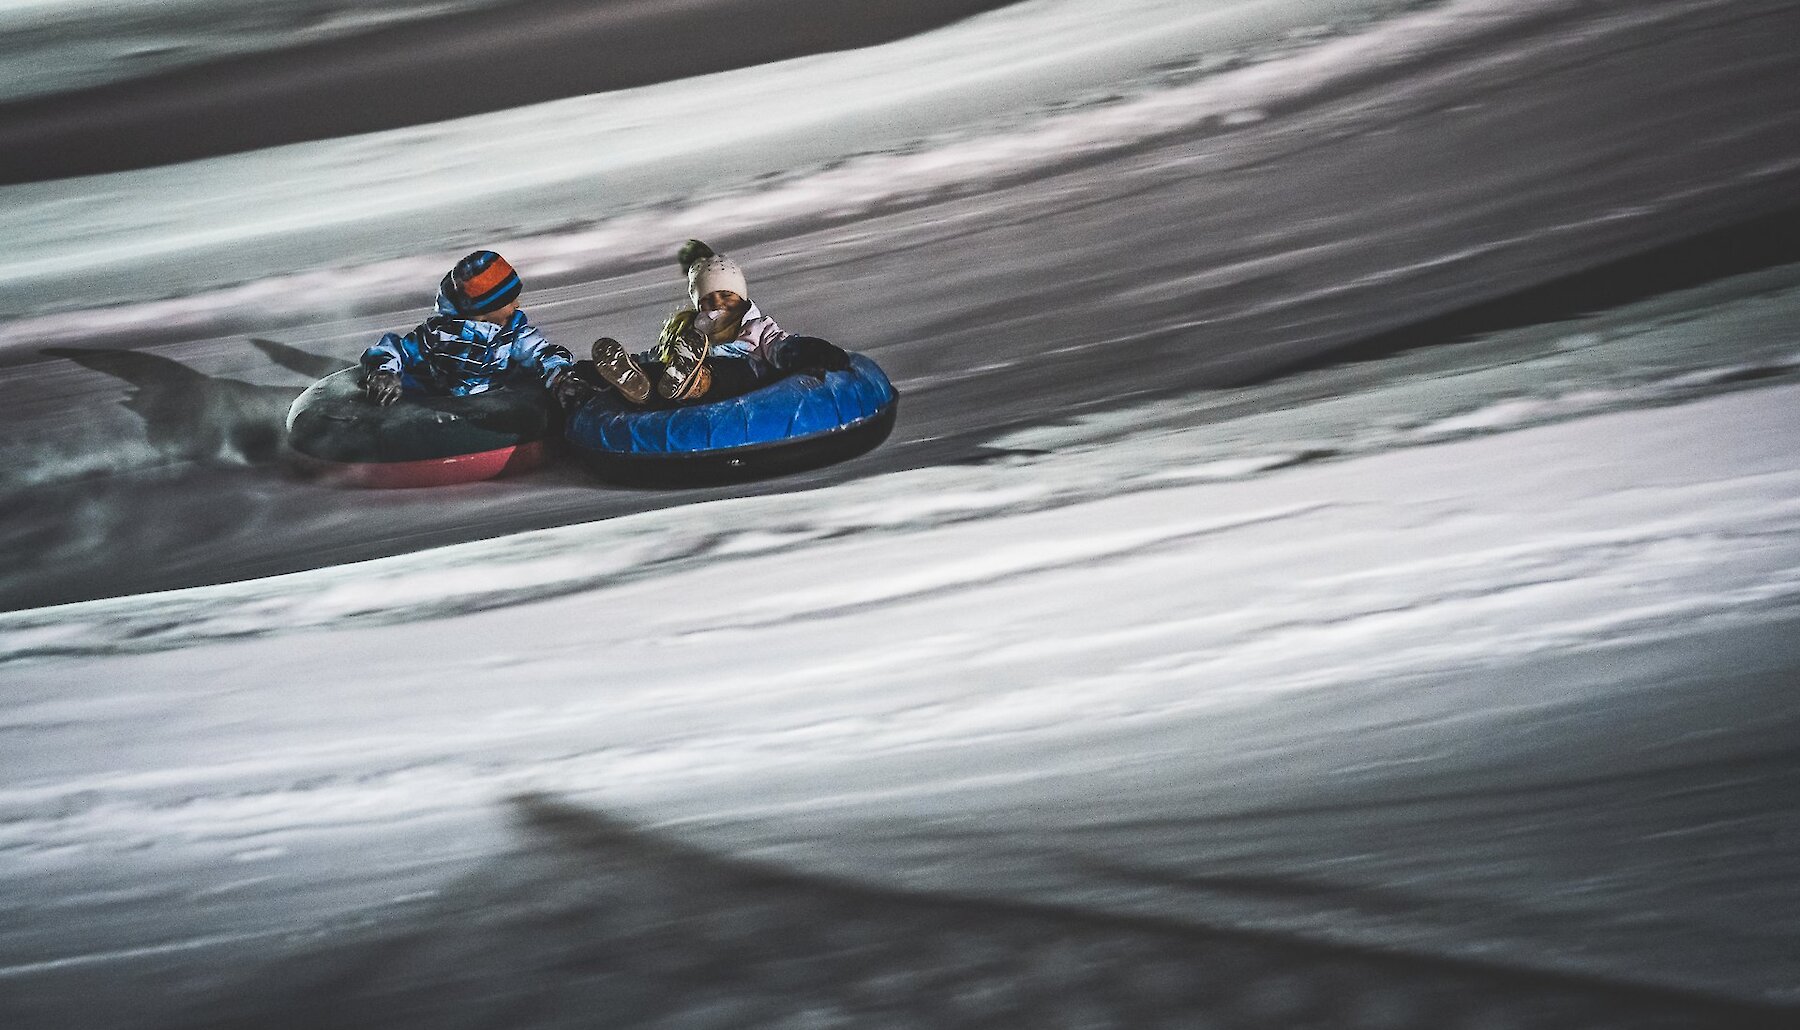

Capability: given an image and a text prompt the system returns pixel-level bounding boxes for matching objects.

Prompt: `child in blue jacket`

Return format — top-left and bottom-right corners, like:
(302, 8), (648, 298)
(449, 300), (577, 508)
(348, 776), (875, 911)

(361, 250), (579, 406)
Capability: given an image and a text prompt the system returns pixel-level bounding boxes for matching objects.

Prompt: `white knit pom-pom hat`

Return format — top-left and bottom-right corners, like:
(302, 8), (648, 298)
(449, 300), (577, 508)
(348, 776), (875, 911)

(688, 254), (749, 308)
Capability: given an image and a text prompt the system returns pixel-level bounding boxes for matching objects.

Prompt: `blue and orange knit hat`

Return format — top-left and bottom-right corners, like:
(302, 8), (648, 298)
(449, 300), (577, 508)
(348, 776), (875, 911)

(440, 250), (523, 316)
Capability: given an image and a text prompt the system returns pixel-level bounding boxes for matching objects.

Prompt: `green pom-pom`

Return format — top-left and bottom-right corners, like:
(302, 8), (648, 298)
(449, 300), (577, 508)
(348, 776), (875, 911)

(676, 239), (715, 273)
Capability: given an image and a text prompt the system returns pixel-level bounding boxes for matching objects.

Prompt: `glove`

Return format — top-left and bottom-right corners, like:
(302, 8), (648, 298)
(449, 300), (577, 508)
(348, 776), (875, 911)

(362, 369), (403, 406)
(656, 310), (696, 356)
(551, 368), (591, 406)
(676, 239), (715, 273)
(777, 337), (851, 380)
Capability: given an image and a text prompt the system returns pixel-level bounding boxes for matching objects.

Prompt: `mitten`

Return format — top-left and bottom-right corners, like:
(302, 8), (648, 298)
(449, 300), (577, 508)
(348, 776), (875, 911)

(551, 368), (591, 406)
(777, 337), (851, 380)
(363, 370), (403, 406)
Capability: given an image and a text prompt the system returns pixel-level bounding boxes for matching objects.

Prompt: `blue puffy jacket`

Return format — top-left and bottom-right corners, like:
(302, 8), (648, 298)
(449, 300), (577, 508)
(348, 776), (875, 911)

(361, 292), (572, 397)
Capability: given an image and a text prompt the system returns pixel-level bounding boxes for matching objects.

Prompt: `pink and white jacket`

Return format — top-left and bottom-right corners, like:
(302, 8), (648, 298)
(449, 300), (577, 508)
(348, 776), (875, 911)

(704, 301), (792, 382)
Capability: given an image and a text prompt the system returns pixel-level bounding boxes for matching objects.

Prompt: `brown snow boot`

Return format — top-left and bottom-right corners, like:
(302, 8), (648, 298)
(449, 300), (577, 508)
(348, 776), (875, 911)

(656, 321), (712, 403)
(590, 337), (652, 405)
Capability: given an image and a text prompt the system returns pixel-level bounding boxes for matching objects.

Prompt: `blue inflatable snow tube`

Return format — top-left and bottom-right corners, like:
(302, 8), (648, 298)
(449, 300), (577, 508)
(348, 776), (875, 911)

(565, 352), (898, 481)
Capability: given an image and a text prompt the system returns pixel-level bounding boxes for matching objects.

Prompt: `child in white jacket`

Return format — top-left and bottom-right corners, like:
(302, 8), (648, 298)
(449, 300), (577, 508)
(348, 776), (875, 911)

(588, 240), (849, 406)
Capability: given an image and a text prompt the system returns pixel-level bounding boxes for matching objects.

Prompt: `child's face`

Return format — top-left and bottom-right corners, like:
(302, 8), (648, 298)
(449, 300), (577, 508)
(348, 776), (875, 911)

(477, 300), (519, 325)
(699, 290), (747, 319)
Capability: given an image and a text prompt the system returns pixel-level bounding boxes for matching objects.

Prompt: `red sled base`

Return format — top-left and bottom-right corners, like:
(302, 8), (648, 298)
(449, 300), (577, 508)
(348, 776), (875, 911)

(299, 440), (547, 489)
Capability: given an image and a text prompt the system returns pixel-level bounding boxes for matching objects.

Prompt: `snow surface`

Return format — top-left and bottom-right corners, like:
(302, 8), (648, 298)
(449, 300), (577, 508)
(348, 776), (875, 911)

(4, 0), (1800, 1026)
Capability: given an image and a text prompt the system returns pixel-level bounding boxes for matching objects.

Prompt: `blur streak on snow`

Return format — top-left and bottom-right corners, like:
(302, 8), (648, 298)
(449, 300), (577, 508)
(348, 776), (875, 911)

(5, 264), (1800, 660)
(2, 0), (1456, 324)
(0, 0), (502, 101)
